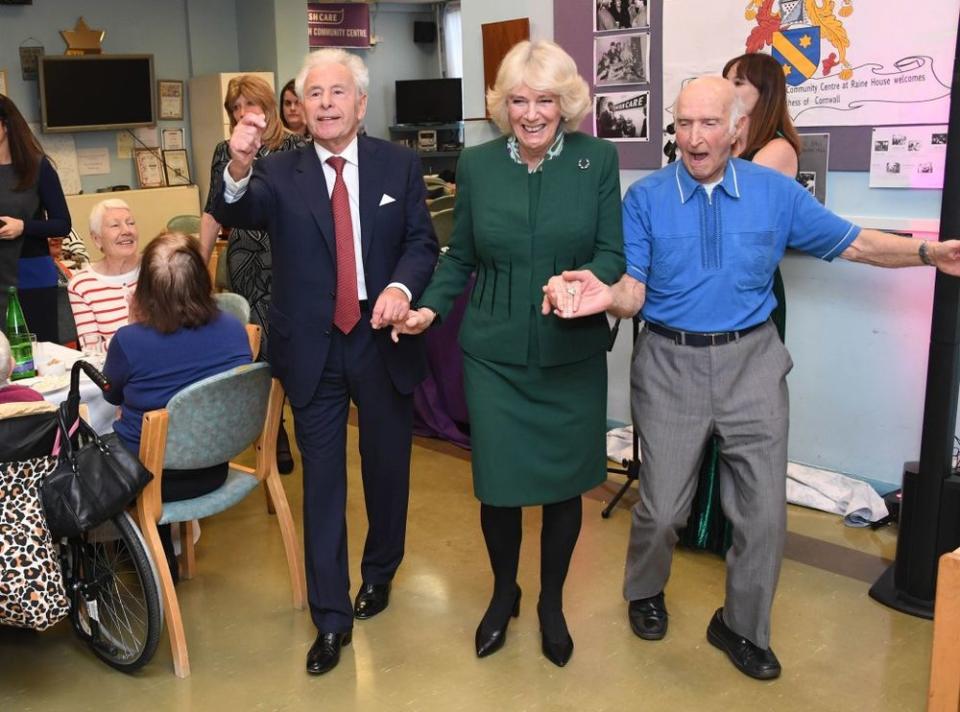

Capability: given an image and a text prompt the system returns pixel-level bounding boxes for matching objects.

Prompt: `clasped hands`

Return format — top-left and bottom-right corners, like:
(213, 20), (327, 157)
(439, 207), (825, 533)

(541, 269), (613, 318)
(381, 269), (614, 344)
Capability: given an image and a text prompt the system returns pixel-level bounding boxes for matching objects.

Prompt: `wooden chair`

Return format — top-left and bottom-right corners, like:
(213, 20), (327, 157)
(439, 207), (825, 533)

(135, 362), (305, 678)
(929, 547), (960, 711)
(429, 194), (455, 213)
(431, 207), (455, 250)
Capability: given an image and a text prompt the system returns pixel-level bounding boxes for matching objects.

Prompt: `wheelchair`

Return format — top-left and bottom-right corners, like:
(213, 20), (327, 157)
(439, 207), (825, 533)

(0, 361), (162, 672)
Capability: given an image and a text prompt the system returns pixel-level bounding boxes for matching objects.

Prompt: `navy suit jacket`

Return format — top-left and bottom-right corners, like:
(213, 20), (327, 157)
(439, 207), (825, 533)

(212, 135), (439, 408)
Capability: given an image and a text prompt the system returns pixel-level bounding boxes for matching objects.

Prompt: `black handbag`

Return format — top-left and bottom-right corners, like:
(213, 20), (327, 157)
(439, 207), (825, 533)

(42, 401), (153, 539)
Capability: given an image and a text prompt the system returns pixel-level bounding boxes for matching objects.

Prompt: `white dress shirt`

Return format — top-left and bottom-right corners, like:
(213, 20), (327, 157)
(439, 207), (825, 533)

(223, 136), (411, 301)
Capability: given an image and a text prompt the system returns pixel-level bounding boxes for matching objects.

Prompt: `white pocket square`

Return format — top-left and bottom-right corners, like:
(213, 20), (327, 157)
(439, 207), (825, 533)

(379, 194), (396, 206)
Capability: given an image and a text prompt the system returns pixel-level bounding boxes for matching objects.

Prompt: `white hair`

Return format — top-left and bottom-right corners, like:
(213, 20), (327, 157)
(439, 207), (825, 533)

(0, 332), (11, 384)
(89, 198), (131, 236)
(295, 48), (369, 99)
(728, 94), (746, 135)
(671, 76), (748, 138)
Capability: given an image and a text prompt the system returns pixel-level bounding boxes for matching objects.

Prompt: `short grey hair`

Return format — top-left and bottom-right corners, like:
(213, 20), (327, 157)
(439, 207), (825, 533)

(0, 332), (12, 384)
(89, 198), (132, 237)
(295, 49), (369, 99)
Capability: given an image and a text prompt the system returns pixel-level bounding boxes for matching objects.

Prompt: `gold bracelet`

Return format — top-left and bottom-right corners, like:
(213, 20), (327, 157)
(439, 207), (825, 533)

(919, 240), (935, 266)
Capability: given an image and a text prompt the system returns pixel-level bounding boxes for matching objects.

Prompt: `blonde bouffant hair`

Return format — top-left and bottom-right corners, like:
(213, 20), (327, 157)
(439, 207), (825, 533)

(486, 40), (591, 135)
(223, 75), (285, 150)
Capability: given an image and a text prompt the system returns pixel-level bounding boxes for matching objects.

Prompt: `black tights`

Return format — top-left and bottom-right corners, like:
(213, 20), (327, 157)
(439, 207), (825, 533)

(479, 496), (582, 641)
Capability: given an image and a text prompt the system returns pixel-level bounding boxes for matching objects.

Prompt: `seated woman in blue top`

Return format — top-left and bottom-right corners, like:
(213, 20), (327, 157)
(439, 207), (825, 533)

(103, 231), (251, 578)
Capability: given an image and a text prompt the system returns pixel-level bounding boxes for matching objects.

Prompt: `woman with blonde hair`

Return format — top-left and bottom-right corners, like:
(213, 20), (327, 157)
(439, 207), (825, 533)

(399, 40), (624, 667)
(199, 74), (304, 473)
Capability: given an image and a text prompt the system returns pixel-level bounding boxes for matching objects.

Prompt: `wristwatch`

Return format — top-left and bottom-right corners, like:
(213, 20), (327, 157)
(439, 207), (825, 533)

(919, 240), (935, 266)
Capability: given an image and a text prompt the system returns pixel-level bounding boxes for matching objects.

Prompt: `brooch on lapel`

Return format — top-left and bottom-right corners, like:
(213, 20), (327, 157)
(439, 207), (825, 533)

(578, 158), (590, 170)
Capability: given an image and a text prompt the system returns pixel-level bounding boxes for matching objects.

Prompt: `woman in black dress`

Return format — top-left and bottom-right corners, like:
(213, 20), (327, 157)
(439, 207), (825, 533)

(682, 52), (802, 554)
(199, 75), (305, 472)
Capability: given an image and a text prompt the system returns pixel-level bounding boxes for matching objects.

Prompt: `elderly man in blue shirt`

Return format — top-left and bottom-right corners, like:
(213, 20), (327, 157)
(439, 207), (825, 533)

(544, 75), (960, 680)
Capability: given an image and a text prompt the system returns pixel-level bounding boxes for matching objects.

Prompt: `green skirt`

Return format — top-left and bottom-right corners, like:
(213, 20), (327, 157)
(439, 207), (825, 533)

(463, 349), (608, 507)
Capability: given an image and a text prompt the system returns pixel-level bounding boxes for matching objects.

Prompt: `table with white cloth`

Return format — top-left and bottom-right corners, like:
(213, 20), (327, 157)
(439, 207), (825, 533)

(19, 342), (116, 436)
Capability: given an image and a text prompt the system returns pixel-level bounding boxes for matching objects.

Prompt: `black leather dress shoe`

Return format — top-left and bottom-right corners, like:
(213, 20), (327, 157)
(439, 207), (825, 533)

(628, 592), (668, 640)
(706, 608), (781, 680)
(475, 586), (521, 658)
(354, 582), (391, 619)
(306, 631), (352, 675)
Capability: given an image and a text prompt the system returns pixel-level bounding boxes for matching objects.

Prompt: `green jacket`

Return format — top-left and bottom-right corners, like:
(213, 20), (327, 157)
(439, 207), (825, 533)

(419, 132), (625, 367)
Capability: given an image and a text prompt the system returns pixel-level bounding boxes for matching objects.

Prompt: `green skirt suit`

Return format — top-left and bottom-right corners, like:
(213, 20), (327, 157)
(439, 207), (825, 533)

(419, 132), (625, 507)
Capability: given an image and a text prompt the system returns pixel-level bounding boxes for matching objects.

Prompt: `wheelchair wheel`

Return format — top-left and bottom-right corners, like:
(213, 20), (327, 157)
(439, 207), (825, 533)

(67, 511), (163, 672)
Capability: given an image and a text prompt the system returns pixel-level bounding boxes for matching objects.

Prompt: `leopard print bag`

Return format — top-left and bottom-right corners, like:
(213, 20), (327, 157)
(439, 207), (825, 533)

(0, 455), (70, 631)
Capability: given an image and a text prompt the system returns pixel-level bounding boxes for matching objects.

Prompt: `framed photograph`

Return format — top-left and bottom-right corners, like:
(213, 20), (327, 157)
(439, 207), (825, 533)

(161, 127), (184, 150)
(594, 33), (649, 87)
(595, 91), (649, 142)
(134, 148), (167, 188)
(163, 149), (191, 186)
(157, 79), (184, 120)
(0, 70), (7, 97)
(595, 0), (649, 33)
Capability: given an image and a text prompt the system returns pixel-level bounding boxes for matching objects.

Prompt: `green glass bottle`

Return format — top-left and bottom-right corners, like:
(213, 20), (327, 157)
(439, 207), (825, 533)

(5, 286), (37, 380)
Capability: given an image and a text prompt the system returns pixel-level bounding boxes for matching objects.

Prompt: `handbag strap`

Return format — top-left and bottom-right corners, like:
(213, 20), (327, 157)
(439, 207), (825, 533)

(54, 401), (102, 461)
(51, 417), (80, 457)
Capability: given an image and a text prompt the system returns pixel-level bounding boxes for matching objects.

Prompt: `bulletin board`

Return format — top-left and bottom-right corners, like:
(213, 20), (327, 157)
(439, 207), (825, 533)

(554, 0), (959, 172)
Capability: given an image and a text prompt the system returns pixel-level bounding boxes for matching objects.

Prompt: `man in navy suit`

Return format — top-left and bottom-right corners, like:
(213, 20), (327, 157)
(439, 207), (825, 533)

(214, 49), (438, 675)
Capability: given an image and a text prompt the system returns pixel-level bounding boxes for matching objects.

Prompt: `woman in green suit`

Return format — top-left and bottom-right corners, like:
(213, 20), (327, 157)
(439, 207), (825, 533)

(400, 40), (624, 667)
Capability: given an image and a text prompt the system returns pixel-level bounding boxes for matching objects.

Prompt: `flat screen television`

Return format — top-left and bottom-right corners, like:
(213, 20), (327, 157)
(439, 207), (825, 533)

(39, 55), (156, 133)
(395, 78), (462, 125)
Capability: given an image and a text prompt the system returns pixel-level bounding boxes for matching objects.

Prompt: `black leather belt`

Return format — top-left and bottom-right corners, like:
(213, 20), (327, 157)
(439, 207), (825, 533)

(359, 299), (370, 311)
(645, 320), (765, 347)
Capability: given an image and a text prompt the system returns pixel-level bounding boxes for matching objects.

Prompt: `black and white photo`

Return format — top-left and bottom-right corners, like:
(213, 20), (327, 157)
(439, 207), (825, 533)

(595, 0), (649, 33)
(932, 132), (948, 145)
(797, 171), (816, 196)
(595, 91), (649, 142)
(594, 33), (648, 87)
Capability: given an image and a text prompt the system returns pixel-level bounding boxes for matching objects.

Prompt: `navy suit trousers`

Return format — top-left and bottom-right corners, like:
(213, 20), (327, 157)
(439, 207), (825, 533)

(292, 311), (413, 633)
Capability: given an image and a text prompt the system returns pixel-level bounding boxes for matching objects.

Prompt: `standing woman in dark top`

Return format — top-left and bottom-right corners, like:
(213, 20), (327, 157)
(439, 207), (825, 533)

(681, 52), (802, 556)
(0, 96), (71, 336)
(725, 51), (801, 342)
(199, 75), (304, 473)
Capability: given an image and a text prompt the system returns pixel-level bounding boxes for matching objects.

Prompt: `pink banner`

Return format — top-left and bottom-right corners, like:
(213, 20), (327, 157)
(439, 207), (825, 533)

(307, 3), (371, 49)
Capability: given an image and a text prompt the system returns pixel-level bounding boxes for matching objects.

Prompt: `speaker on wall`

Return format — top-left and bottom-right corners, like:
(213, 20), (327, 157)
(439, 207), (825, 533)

(414, 21), (437, 44)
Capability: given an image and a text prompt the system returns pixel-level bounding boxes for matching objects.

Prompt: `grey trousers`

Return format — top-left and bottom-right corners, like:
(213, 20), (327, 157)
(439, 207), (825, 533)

(622, 321), (792, 648)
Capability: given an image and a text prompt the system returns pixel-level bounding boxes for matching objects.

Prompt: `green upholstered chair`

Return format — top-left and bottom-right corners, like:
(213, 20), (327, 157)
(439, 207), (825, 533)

(165, 214), (202, 236)
(134, 362), (305, 678)
(214, 292), (250, 325)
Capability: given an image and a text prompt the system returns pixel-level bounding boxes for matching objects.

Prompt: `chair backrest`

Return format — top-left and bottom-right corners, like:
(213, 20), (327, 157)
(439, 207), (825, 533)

(160, 362), (271, 470)
(214, 292), (251, 323)
(166, 215), (202, 235)
(431, 208), (455, 249)
(0, 407), (58, 462)
(429, 194), (455, 213)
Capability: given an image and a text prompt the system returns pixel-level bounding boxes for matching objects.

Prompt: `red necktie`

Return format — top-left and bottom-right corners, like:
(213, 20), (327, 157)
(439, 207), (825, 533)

(326, 156), (360, 334)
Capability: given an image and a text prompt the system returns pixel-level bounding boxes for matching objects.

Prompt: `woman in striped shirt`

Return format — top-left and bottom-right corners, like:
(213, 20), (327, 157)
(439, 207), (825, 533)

(67, 199), (140, 351)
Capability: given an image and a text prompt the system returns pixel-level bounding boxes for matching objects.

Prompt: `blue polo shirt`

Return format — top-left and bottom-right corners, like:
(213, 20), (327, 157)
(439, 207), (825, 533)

(624, 158), (859, 332)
